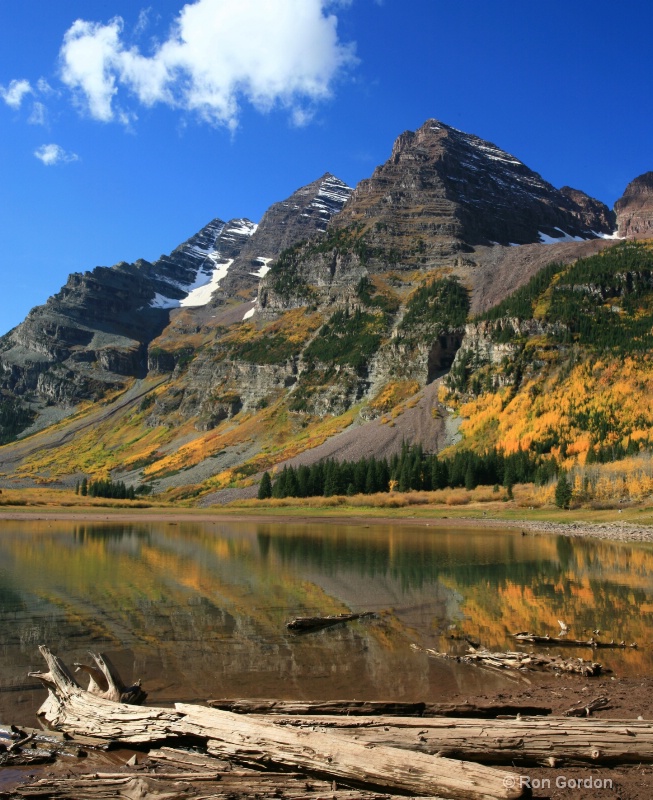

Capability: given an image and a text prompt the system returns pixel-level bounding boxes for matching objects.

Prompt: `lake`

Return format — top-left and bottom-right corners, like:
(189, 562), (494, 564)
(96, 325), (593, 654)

(1, 519), (651, 726)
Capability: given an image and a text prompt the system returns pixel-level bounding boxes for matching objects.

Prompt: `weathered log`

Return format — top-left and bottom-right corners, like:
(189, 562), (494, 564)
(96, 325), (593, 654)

(148, 746), (231, 771)
(268, 713), (653, 766)
(177, 702), (526, 799)
(8, 773), (450, 800)
(512, 632), (638, 649)
(0, 723), (94, 768)
(414, 643), (604, 676)
(29, 646), (527, 800)
(208, 698), (552, 717)
(564, 696), (612, 717)
(286, 612), (375, 631)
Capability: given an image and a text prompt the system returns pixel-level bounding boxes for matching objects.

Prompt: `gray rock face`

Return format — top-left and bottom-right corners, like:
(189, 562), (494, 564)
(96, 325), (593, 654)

(615, 172), (653, 239)
(259, 120), (619, 317)
(213, 174), (352, 305)
(0, 174), (351, 414)
(333, 120), (616, 251)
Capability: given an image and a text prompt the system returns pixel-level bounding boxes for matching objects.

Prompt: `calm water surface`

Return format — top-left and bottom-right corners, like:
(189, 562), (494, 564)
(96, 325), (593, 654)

(1, 519), (652, 725)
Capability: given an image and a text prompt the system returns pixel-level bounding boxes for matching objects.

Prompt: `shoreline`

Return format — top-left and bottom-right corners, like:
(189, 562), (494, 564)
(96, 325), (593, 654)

(1, 507), (653, 544)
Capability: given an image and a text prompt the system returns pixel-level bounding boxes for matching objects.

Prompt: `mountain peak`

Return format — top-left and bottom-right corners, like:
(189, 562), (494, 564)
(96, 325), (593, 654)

(615, 172), (653, 239)
(334, 117), (615, 255)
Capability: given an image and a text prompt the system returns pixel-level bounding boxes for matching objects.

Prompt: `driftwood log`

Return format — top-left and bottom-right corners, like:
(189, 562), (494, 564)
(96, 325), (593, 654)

(28, 646), (527, 800)
(0, 723), (96, 768)
(414, 644), (604, 676)
(209, 698), (553, 717)
(512, 632), (638, 649)
(563, 696), (612, 717)
(10, 773), (453, 800)
(267, 713), (653, 766)
(286, 612), (375, 631)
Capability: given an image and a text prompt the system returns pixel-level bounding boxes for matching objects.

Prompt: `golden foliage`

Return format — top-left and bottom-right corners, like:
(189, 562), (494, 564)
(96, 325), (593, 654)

(369, 381), (420, 413)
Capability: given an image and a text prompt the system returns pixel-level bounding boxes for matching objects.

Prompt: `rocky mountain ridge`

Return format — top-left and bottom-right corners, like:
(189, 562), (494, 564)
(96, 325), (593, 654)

(0, 174), (352, 415)
(332, 120), (615, 250)
(0, 118), (652, 499)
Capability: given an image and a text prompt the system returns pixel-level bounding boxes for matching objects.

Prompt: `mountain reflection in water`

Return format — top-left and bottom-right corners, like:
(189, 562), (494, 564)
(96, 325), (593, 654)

(0, 519), (651, 726)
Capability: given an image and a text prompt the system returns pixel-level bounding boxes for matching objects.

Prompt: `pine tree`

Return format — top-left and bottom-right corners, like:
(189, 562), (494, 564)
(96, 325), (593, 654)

(80, 477), (88, 497)
(272, 467), (288, 498)
(258, 471), (272, 500)
(464, 461), (477, 490)
(323, 461), (339, 496)
(398, 461), (411, 492)
(555, 471), (572, 509)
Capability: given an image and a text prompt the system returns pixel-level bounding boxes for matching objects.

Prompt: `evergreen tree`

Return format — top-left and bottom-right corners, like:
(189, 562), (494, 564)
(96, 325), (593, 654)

(323, 461), (339, 496)
(464, 461), (477, 490)
(555, 471), (572, 509)
(285, 466), (299, 497)
(503, 461), (517, 492)
(373, 459), (385, 493)
(258, 471), (272, 500)
(297, 465), (311, 498)
(80, 477), (88, 496)
(398, 461), (411, 492)
(272, 467), (288, 498)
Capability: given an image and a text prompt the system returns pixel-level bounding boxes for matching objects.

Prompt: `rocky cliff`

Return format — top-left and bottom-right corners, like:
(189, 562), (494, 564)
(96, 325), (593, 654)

(0, 175), (351, 417)
(615, 172), (653, 239)
(331, 120), (615, 252)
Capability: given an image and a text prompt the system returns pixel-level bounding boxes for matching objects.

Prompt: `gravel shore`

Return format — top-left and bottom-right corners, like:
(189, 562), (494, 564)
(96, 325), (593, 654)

(0, 509), (652, 545)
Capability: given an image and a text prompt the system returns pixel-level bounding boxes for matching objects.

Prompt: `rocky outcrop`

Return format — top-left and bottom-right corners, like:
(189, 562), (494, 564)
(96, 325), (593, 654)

(333, 120), (615, 254)
(212, 174), (352, 306)
(559, 186), (617, 234)
(615, 172), (653, 239)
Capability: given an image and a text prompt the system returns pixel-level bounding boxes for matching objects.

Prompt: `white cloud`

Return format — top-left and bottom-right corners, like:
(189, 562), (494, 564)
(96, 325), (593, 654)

(28, 102), (48, 126)
(59, 0), (356, 128)
(134, 7), (152, 36)
(60, 18), (124, 121)
(0, 79), (33, 109)
(34, 143), (79, 166)
(37, 78), (56, 95)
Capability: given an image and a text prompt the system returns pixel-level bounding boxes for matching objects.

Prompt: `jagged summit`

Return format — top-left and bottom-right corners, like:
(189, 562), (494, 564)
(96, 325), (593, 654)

(615, 172), (653, 239)
(333, 119), (615, 255)
(209, 173), (352, 304)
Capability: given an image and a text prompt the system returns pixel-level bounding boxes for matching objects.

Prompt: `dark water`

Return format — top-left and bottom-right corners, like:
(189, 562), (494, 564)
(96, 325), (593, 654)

(0, 519), (652, 726)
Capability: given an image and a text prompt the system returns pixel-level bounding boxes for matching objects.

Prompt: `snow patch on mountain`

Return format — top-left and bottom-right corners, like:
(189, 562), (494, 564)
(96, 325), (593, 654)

(309, 175), (352, 229)
(150, 293), (182, 309)
(180, 258), (234, 307)
(539, 228), (586, 244)
(593, 229), (624, 240)
(250, 257), (272, 278)
(221, 219), (257, 243)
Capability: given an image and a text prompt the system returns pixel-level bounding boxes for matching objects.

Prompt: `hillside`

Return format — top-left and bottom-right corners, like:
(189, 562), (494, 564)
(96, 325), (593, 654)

(0, 119), (650, 503)
(442, 240), (653, 503)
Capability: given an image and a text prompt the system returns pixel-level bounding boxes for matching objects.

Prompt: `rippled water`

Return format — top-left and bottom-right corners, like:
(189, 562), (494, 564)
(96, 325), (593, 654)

(1, 519), (651, 726)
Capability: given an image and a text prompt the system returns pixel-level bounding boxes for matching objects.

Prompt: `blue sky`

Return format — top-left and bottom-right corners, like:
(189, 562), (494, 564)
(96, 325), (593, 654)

(1, 0), (652, 334)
